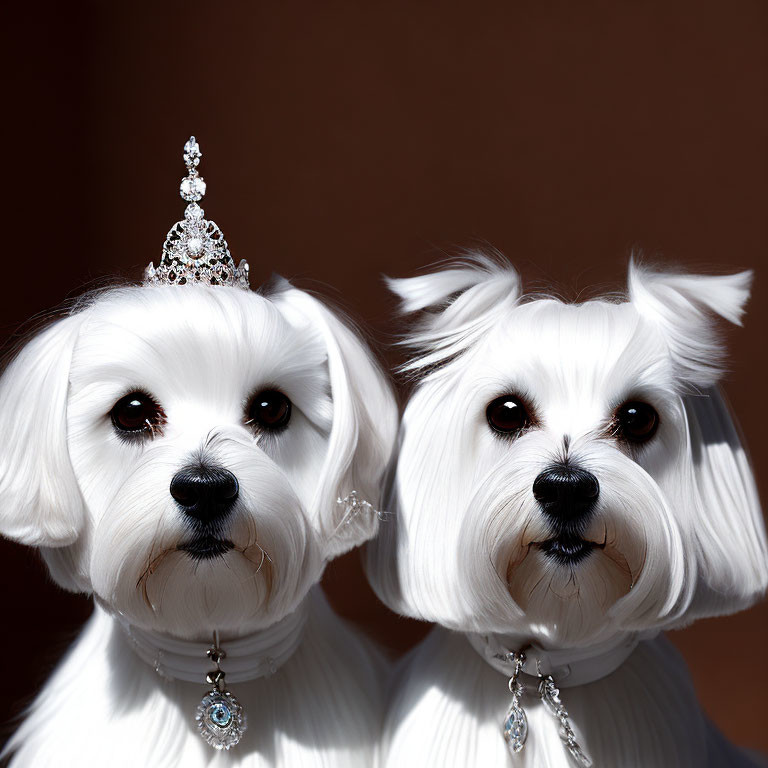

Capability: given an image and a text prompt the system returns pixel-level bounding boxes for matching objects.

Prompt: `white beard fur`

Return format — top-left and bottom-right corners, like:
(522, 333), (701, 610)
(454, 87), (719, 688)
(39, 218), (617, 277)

(4, 588), (385, 768)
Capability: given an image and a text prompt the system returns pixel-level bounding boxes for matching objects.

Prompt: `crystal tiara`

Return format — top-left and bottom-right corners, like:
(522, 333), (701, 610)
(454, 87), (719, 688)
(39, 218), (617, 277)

(144, 136), (250, 289)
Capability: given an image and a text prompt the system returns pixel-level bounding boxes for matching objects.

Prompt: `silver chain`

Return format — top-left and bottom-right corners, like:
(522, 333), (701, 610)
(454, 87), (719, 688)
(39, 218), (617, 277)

(538, 675), (592, 767)
(498, 649), (593, 766)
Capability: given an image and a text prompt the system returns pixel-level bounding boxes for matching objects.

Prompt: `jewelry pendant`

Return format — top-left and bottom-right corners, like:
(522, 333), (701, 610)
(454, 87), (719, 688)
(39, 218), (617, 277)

(196, 688), (245, 750)
(195, 634), (247, 750)
(497, 649), (592, 766)
(501, 652), (528, 754)
(503, 702), (528, 754)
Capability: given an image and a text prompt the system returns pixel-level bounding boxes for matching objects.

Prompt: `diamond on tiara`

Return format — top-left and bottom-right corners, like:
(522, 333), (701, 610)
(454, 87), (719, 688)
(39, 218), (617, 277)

(144, 136), (250, 289)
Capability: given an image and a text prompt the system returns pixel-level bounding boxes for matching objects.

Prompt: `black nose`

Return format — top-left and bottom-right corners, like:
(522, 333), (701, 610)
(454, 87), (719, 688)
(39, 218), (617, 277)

(532, 465), (599, 523)
(170, 465), (239, 524)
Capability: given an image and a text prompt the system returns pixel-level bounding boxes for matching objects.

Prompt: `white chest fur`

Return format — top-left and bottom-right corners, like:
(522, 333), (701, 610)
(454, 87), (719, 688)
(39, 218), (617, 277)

(381, 627), (762, 768)
(4, 588), (385, 768)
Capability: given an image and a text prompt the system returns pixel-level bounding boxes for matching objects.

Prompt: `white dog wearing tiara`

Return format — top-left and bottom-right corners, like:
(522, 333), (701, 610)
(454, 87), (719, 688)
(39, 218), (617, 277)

(0, 138), (397, 767)
(366, 254), (767, 767)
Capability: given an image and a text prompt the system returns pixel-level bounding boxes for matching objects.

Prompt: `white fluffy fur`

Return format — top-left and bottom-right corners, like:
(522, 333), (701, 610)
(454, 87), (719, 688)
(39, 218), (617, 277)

(366, 254), (767, 767)
(0, 281), (397, 766)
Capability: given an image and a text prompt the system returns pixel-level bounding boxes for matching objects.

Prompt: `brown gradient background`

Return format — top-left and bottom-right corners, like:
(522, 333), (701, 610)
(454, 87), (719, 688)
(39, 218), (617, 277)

(2, 0), (767, 753)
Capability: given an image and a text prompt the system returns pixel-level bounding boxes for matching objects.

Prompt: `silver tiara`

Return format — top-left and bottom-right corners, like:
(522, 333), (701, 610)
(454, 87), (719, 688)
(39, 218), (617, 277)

(144, 137), (250, 289)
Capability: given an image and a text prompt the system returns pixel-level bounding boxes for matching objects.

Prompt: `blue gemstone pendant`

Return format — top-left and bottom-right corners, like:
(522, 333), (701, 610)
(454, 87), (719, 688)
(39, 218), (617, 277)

(195, 689), (246, 750)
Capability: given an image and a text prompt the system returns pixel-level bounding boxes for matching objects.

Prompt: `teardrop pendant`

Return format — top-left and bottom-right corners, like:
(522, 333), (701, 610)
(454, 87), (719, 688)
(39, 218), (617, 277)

(500, 651), (528, 755)
(503, 702), (528, 753)
(496, 648), (592, 766)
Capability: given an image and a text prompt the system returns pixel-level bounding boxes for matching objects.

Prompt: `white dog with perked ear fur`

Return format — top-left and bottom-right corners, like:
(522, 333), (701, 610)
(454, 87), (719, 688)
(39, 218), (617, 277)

(0, 138), (397, 767)
(366, 254), (768, 767)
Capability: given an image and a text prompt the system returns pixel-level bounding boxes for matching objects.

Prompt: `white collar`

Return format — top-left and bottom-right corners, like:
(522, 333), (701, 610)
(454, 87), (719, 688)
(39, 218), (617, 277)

(119, 600), (309, 685)
(468, 628), (658, 688)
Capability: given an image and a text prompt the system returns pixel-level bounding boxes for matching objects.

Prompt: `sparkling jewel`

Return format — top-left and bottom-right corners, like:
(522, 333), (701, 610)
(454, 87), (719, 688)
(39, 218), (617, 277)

(195, 689), (246, 750)
(183, 136), (202, 168)
(186, 237), (203, 256)
(503, 703), (528, 754)
(180, 175), (206, 202)
(185, 202), (203, 220)
(209, 702), (232, 727)
(143, 137), (250, 289)
(497, 651), (592, 765)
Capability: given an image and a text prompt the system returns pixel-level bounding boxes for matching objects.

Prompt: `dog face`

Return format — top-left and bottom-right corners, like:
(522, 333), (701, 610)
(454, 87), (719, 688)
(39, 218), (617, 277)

(367, 256), (767, 646)
(0, 283), (396, 637)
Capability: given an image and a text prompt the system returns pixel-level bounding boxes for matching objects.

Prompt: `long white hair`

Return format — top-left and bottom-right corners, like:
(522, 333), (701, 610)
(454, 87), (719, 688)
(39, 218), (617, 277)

(366, 254), (766, 645)
(0, 280), (398, 636)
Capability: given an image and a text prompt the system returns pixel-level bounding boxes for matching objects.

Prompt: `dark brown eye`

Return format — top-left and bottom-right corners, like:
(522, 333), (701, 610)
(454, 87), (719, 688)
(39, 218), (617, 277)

(614, 401), (659, 443)
(110, 392), (165, 436)
(486, 395), (531, 435)
(247, 389), (292, 431)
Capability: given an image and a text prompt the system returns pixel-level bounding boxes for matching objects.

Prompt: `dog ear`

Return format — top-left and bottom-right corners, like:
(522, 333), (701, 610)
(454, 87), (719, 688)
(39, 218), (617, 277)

(387, 252), (522, 372)
(0, 313), (86, 547)
(628, 261), (752, 389)
(683, 388), (768, 617)
(270, 284), (398, 558)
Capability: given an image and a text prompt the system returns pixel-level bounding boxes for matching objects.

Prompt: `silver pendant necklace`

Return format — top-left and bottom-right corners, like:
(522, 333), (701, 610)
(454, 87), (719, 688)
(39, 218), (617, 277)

(471, 629), (657, 765)
(500, 648), (592, 766)
(502, 651), (528, 753)
(195, 631), (247, 750)
(120, 599), (310, 751)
